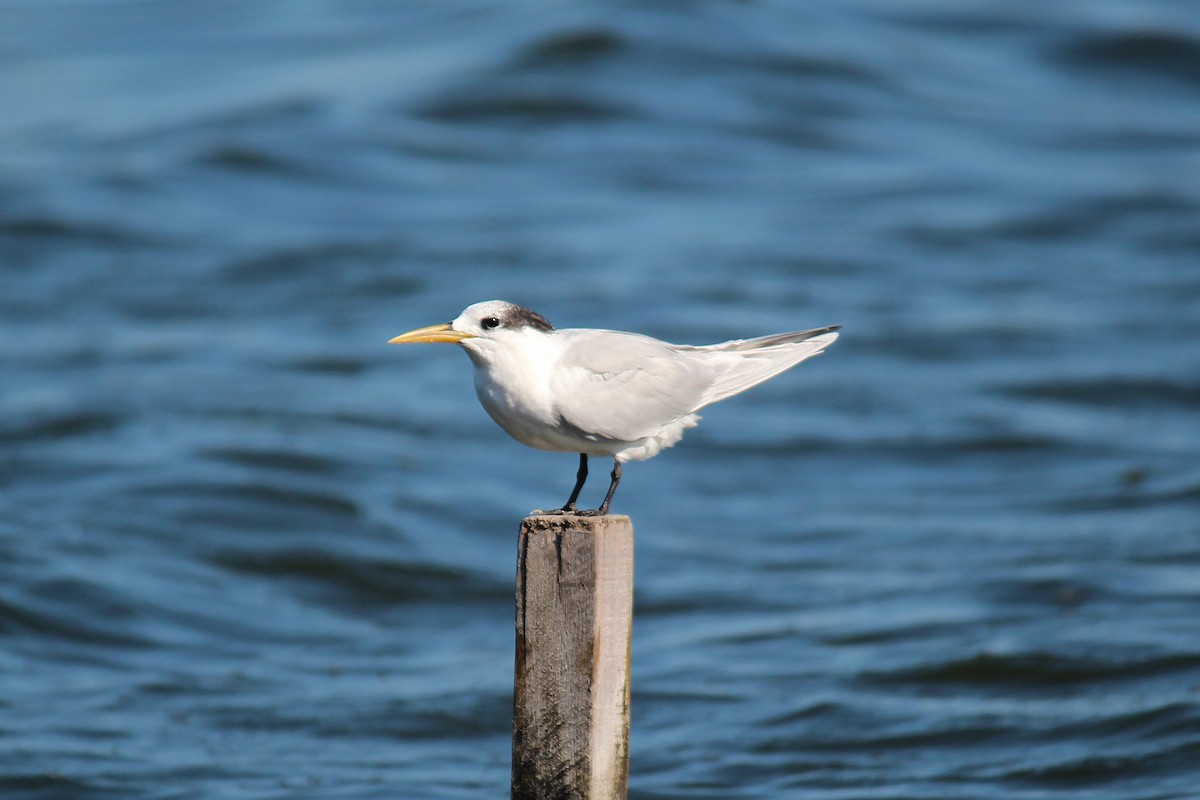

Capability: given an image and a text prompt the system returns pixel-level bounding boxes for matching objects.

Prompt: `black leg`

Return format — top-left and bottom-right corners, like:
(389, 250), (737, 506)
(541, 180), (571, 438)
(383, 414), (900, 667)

(580, 459), (622, 516)
(560, 453), (588, 512)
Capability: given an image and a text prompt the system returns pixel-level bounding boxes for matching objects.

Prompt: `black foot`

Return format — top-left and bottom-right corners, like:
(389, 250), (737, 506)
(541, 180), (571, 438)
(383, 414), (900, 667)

(530, 506), (609, 517)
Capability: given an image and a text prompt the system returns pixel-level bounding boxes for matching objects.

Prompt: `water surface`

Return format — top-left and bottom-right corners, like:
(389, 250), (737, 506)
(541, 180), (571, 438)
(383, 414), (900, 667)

(2, 1), (1199, 798)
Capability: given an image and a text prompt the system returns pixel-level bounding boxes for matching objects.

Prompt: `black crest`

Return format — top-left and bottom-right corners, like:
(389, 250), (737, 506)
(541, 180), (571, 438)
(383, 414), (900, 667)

(504, 304), (555, 332)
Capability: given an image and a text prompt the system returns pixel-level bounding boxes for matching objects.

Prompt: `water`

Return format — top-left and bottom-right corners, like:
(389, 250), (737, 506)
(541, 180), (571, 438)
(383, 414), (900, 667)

(2, 1), (1199, 797)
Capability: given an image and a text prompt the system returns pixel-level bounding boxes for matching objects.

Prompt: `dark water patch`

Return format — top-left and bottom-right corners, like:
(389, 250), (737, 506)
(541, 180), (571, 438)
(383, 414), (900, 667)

(899, 222), (994, 251)
(192, 143), (319, 179)
(94, 169), (154, 193)
(144, 594), (350, 649)
(739, 77), (862, 119)
(703, 622), (806, 647)
(1143, 228), (1200, 255)
(115, 294), (219, 322)
(1090, 190), (1196, 217)
(864, 650), (1200, 693)
(635, 686), (744, 706)
(635, 592), (785, 617)
(701, 431), (1074, 461)
(889, 8), (1044, 35)
(511, 27), (628, 70)
(735, 254), (873, 279)
(760, 699), (843, 728)
(1047, 480), (1200, 513)
(1130, 547), (1200, 567)
(200, 96), (325, 129)
(197, 701), (316, 735)
(136, 669), (275, 698)
(46, 725), (129, 743)
(1008, 740), (1200, 790)
(201, 686), (511, 743)
(376, 124), (511, 163)
(637, 28), (886, 90)
(997, 376), (1200, 411)
(0, 214), (165, 249)
(220, 239), (406, 283)
(0, 457), (114, 493)
(129, 480), (361, 531)
(611, 159), (736, 194)
(752, 700), (1020, 755)
(732, 118), (843, 151)
(286, 354), (370, 376)
(210, 547), (506, 609)
(403, 240), (568, 271)
(0, 411), (123, 446)
(950, 432), (1071, 453)
(199, 446), (344, 475)
(350, 690), (511, 740)
(1057, 701), (1200, 742)
(417, 87), (640, 127)
(759, 718), (1018, 755)
(902, 192), (1197, 247)
(0, 585), (152, 649)
(982, 208), (1142, 242)
(346, 272), (424, 298)
(1054, 29), (1200, 89)
(190, 405), (453, 443)
(855, 325), (1053, 362)
(754, 50), (884, 85)
(981, 575), (1097, 611)
(330, 409), (444, 436)
(0, 773), (126, 800)
(822, 619), (972, 647)
(1054, 127), (1200, 153)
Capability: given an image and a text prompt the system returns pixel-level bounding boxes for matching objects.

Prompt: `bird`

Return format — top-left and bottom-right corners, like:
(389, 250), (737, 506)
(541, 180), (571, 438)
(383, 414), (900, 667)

(389, 300), (839, 516)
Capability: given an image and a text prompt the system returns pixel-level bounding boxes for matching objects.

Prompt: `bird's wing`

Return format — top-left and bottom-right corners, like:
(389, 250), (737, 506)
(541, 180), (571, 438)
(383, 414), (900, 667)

(549, 329), (712, 442)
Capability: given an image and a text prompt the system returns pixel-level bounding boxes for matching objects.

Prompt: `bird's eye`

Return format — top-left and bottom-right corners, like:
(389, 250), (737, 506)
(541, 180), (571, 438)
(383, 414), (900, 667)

(481, 317), (501, 330)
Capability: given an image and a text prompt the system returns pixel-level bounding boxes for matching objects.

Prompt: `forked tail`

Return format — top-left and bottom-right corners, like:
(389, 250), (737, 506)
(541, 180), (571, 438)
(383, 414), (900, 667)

(693, 326), (840, 407)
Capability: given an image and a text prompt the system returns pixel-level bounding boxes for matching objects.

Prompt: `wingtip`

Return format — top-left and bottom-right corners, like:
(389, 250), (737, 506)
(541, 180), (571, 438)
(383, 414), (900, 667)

(802, 325), (841, 341)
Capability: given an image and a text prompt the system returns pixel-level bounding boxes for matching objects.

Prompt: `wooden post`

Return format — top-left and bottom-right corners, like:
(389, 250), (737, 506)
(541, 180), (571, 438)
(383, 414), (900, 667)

(513, 515), (634, 800)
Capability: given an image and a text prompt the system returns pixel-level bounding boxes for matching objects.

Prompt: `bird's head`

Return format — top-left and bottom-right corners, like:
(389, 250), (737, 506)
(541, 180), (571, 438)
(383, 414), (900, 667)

(389, 301), (555, 360)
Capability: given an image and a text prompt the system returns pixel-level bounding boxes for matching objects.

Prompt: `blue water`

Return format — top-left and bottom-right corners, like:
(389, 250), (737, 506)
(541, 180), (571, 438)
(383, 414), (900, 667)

(3, 1), (1199, 798)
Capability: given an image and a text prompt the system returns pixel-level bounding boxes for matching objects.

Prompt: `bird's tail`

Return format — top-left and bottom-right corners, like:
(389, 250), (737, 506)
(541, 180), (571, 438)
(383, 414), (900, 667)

(689, 326), (840, 408)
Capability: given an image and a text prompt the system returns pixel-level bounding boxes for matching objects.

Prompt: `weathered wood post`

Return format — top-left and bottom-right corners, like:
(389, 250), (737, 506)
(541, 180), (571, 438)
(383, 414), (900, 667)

(513, 514), (634, 800)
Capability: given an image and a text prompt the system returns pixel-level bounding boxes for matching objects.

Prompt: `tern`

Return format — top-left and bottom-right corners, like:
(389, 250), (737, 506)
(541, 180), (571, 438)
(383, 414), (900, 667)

(390, 300), (839, 516)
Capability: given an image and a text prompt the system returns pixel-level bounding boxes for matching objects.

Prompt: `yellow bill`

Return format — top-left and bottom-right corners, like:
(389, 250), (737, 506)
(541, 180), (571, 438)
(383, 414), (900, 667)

(388, 323), (476, 345)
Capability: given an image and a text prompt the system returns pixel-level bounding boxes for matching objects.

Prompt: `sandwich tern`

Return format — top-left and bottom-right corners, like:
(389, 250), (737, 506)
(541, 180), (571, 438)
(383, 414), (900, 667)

(390, 300), (839, 516)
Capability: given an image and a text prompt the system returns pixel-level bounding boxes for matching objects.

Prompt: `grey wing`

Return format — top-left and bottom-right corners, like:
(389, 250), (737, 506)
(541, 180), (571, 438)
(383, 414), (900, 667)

(549, 330), (712, 443)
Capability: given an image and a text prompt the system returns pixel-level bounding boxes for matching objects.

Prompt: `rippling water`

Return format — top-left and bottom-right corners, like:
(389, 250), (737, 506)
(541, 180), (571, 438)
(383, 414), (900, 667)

(3, 1), (1199, 798)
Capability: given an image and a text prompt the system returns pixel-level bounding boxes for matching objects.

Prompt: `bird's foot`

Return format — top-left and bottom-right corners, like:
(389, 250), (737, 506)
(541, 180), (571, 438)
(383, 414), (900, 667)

(530, 505), (611, 517)
(575, 508), (605, 517)
(531, 505), (576, 516)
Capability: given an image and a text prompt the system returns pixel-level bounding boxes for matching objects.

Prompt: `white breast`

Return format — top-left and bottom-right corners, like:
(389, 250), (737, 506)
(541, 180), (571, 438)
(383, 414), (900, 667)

(464, 330), (588, 453)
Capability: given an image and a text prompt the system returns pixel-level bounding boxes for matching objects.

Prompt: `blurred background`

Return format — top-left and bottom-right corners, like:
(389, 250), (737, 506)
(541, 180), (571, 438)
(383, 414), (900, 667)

(2, 1), (1198, 798)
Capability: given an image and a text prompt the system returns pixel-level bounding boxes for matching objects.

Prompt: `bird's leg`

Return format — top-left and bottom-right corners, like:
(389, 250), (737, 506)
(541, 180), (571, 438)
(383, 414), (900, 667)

(532, 454), (589, 516)
(598, 459), (622, 515)
(553, 453), (588, 513)
(579, 459), (622, 516)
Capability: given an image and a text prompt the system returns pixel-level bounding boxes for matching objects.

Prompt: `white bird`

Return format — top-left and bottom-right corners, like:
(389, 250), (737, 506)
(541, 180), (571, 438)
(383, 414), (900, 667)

(390, 300), (839, 516)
